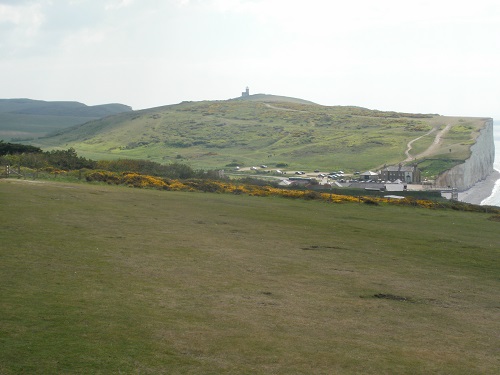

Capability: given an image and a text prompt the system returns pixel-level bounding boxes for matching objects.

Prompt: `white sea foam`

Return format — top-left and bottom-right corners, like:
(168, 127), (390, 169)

(481, 172), (500, 206)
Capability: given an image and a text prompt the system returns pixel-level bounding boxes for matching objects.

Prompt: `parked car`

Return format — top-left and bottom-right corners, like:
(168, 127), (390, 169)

(260, 165), (268, 168)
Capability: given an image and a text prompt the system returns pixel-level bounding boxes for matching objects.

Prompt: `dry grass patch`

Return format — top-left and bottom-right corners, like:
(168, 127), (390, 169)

(1, 179), (499, 374)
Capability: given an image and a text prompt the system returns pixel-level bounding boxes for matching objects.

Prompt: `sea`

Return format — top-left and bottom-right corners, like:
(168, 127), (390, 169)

(480, 120), (500, 206)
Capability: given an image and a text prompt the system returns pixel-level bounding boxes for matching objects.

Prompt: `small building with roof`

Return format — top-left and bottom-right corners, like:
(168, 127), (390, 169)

(359, 171), (379, 181)
(380, 164), (421, 183)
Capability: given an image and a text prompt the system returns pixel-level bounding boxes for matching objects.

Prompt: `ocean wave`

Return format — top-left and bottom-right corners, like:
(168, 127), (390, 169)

(481, 167), (500, 206)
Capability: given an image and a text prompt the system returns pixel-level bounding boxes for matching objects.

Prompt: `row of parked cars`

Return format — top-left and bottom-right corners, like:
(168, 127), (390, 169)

(249, 165), (268, 170)
(315, 171), (345, 179)
(240, 166), (362, 180)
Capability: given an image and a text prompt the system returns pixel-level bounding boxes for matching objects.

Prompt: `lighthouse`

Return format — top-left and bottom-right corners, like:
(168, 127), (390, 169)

(241, 86), (249, 97)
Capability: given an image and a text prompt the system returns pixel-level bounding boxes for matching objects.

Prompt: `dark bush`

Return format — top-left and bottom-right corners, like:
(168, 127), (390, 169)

(0, 140), (42, 156)
(363, 198), (379, 206)
(45, 148), (96, 170)
(304, 191), (321, 200)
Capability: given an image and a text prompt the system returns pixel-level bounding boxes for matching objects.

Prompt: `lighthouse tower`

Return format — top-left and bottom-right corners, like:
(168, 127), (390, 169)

(241, 86), (249, 97)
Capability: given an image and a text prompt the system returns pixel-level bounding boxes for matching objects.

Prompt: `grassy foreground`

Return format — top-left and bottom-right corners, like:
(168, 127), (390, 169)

(0, 180), (499, 374)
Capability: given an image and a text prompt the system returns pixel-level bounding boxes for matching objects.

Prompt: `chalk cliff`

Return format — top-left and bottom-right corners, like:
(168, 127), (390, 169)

(435, 118), (495, 190)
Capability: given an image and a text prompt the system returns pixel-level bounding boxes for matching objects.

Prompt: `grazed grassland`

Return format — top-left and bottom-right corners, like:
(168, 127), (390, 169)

(33, 99), (487, 174)
(1, 180), (498, 374)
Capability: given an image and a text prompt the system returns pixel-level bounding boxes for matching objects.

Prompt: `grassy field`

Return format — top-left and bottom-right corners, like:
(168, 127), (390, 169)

(1, 179), (499, 374)
(31, 97), (488, 176)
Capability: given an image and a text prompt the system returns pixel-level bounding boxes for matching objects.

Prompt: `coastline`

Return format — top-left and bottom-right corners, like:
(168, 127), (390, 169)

(457, 169), (500, 205)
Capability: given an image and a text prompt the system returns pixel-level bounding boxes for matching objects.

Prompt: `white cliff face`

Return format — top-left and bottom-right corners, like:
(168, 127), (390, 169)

(435, 119), (495, 190)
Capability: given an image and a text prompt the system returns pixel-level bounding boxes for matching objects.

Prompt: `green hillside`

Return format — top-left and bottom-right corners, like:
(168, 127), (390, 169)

(32, 95), (487, 173)
(1, 179), (499, 374)
(234, 93), (317, 104)
(0, 99), (132, 141)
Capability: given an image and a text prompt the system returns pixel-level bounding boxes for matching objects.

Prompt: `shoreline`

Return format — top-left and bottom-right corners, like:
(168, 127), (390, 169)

(457, 169), (500, 205)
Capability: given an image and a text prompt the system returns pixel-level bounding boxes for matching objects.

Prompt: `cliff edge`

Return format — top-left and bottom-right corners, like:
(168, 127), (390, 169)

(435, 118), (495, 190)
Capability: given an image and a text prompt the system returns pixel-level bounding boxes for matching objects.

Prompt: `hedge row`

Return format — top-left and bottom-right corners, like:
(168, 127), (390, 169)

(84, 171), (500, 214)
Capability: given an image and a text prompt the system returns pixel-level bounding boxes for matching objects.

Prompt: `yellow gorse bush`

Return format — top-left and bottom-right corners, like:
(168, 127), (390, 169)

(84, 170), (486, 211)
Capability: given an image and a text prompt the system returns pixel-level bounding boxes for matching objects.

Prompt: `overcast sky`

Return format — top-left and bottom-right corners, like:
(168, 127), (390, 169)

(1, 0), (499, 118)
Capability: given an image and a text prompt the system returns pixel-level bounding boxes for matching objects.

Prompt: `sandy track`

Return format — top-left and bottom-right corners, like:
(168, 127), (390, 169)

(404, 124), (451, 162)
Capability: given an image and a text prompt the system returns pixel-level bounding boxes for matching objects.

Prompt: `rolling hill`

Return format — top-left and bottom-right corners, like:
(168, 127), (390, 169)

(0, 99), (132, 141)
(31, 94), (487, 177)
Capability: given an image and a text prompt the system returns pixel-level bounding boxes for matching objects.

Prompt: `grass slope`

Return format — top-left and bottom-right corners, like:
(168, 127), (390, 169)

(1, 179), (498, 374)
(0, 113), (101, 140)
(0, 99), (132, 141)
(32, 96), (487, 174)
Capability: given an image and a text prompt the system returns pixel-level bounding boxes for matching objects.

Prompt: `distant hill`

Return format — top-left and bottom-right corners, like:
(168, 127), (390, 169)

(0, 99), (132, 141)
(30, 95), (487, 177)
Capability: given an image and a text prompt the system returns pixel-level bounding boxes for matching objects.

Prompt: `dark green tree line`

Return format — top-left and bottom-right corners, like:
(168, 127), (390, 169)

(0, 141), (223, 180)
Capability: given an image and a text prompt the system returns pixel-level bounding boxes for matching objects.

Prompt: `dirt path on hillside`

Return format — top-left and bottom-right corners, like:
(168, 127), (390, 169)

(263, 103), (309, 113)
(404, 124), (451, 162)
